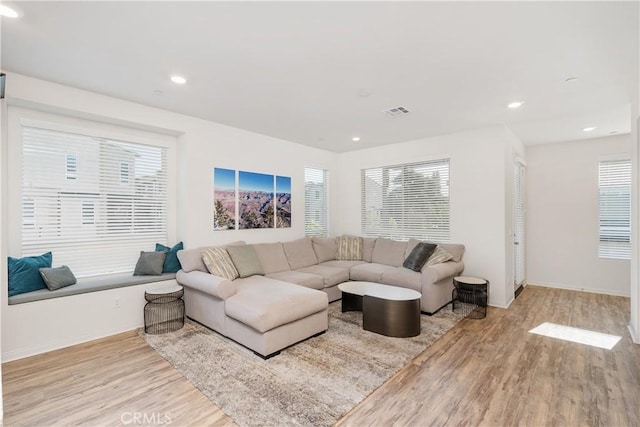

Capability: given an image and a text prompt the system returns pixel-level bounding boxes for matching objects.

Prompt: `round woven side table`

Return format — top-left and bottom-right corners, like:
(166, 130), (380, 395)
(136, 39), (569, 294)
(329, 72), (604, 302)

(144, 284), (185, 334)
(452, 276), (488, 319)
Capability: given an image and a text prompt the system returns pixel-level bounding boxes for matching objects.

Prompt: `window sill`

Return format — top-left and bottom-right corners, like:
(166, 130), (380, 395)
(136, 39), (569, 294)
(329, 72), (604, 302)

(8, 273), (177, 305)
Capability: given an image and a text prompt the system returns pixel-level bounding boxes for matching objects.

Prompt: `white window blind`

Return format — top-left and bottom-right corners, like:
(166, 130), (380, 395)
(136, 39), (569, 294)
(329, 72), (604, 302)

(362, 159), (450, 241)
(514, 161), (526, 287)
(598, 159), (631, 260)
(304, 167), (328, 237)
(21, 126), (168, 277)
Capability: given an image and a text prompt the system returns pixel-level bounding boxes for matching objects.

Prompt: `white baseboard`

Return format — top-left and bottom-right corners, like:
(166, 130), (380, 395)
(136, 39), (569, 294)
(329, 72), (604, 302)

(1, 321), (141, 362)
(629, 324), (640, 344)
(527, 281), (630, 297)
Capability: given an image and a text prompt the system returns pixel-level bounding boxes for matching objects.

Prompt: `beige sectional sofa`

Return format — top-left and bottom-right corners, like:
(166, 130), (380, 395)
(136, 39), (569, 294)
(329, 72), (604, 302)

(176, 236), (464, 358)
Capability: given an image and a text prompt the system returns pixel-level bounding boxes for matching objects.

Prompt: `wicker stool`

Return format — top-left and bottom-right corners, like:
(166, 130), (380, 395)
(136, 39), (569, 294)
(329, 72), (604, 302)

(144, 284), (185, 334)
(452, 276), (488, 319)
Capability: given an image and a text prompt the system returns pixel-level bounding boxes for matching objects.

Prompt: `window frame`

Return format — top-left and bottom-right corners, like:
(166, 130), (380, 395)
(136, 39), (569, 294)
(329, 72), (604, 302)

(6, 107), (178, 278)
(598, 157), (631, 260)
(304, 167), (329, 238)
(361, 158), (451, 242)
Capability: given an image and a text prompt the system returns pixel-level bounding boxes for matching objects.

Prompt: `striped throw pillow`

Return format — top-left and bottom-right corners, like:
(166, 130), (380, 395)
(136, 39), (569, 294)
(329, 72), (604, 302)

(201, 247), (239, 280)
(425, 245), (454, 267)
(337, 235), (363, 261)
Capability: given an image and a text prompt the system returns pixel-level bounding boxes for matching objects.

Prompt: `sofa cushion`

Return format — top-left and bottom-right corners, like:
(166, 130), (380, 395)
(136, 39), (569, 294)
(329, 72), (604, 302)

(226, 246), (264, 278)
(362, 237), (377, 262)
(311, 237), (337, 263)
(283, 237), (318, 270)
(296, 265), (349, 288)
(349, 263), (397, 283)
(177, 241), (245, 273)
(426, 246), (454, 267)
(371, 238), (408, 267)
(319, 260), (367, 270)
(201, 247), (239, 281)
(226, 276), (327, 333)
(403, 242), (438, 272)
(380, 267), (422, 292)
(253, 242), (290, 274)
(336, 235), (363, 261)
(266, 271), (324, 290)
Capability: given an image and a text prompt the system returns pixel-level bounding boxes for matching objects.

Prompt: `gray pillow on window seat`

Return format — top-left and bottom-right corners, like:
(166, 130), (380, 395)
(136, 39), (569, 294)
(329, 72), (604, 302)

(39, 265), (77, 291)
(134, 251), (167, 276)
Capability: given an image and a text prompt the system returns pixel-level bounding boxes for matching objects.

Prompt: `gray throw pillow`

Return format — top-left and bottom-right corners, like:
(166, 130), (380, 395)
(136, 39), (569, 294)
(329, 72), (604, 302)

(39, 265), (77, 291)
(403, 242), (438, 272)
(226, 245), (264, 278)
(134, 251), (166, 276)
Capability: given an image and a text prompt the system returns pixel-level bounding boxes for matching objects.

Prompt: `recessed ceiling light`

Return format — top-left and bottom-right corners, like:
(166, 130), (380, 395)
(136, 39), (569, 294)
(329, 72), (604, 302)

(170, 75), (187, 85)
(352, 136), (361, 142)
(0, 5), (18, 18)
(507, 101), (524, 109)
(583, 127), (596, 132)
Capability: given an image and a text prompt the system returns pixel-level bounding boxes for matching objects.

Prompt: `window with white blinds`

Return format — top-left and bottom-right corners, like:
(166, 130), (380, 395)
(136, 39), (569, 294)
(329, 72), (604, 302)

(361, 159), (450, 241)
(21, 126), (168, 277)
(598, 159), (631, 260)
(304, 167), (328, 237)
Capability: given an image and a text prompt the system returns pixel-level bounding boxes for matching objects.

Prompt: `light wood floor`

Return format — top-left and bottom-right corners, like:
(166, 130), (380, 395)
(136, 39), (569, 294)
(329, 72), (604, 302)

(3, 286), (639, 426)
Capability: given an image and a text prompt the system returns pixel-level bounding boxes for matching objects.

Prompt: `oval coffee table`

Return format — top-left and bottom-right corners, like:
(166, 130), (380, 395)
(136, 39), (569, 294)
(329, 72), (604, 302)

(338, 281), (421, 337)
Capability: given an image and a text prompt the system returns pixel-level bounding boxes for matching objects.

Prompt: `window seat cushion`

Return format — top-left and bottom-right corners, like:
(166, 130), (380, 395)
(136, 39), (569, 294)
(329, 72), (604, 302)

(8, 273), (177, 305)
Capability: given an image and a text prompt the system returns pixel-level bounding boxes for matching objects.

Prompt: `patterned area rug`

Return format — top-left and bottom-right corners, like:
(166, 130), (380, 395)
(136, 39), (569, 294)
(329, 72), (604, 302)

(140, 301), (463, 427)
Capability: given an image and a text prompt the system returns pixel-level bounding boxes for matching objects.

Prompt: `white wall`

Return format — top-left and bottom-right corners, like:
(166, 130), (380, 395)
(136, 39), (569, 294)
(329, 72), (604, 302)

(526, 135), (631, 296)
(336, 125), (518, 308)
(1, 73), (337, 361)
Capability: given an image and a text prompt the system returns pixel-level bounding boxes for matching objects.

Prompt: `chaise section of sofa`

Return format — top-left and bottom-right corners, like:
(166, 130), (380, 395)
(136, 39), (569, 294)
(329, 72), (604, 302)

(176, 267), (328, 358)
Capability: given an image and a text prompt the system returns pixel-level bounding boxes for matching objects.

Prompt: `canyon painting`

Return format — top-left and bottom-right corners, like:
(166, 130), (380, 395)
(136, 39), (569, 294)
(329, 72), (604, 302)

(275, 175), (291, 228)
(213, 167), (236, 230)
(239, 171), (274, 229)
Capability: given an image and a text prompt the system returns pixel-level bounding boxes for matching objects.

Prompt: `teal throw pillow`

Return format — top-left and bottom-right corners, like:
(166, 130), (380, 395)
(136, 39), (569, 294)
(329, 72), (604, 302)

(8, 252), (53, 297)
(155, 241), (183, 273)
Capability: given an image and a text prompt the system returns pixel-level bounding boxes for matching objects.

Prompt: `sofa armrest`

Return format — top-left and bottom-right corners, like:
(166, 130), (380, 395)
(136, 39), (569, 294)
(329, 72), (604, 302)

(176, 270), (237, 300)
(422, 261), (465, 284)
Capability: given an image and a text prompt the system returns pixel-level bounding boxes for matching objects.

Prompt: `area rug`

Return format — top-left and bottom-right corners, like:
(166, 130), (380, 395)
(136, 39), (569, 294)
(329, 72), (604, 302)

(140, 302), (463, 427)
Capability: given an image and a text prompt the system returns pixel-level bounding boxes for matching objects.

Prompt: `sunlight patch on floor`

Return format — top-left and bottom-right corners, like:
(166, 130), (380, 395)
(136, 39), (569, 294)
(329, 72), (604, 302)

(529, 322), (621, 350)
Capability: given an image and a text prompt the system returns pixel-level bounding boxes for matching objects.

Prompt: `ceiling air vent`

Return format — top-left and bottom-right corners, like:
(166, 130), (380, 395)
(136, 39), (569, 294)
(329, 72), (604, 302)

(383, 106), (411, 118)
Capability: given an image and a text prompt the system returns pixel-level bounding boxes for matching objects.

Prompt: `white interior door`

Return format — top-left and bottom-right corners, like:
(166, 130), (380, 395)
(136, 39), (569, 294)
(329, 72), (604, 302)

(514, 161), (526, 293)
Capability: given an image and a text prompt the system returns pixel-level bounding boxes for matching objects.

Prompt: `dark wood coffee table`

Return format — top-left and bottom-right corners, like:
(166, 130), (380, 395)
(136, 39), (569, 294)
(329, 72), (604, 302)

(338, 281), (421, 337)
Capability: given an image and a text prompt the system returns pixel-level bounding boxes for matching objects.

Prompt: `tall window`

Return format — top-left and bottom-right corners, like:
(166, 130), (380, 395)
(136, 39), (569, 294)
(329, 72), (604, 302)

(598, 158), (631, 259)
(361, 159), (450, 241)
(21, 126), (168, 277)
(304, 167), (328, 237)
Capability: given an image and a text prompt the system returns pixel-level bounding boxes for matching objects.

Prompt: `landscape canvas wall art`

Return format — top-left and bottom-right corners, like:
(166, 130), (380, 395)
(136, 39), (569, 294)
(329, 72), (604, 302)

(213, 168), (236, 230)
(239, 171), (274, 229)
(275, 175), (291, 228)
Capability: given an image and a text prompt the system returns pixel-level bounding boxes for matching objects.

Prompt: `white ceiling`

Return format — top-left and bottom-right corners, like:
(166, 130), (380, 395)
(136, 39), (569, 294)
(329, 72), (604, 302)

(1, 1), (638, 152)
